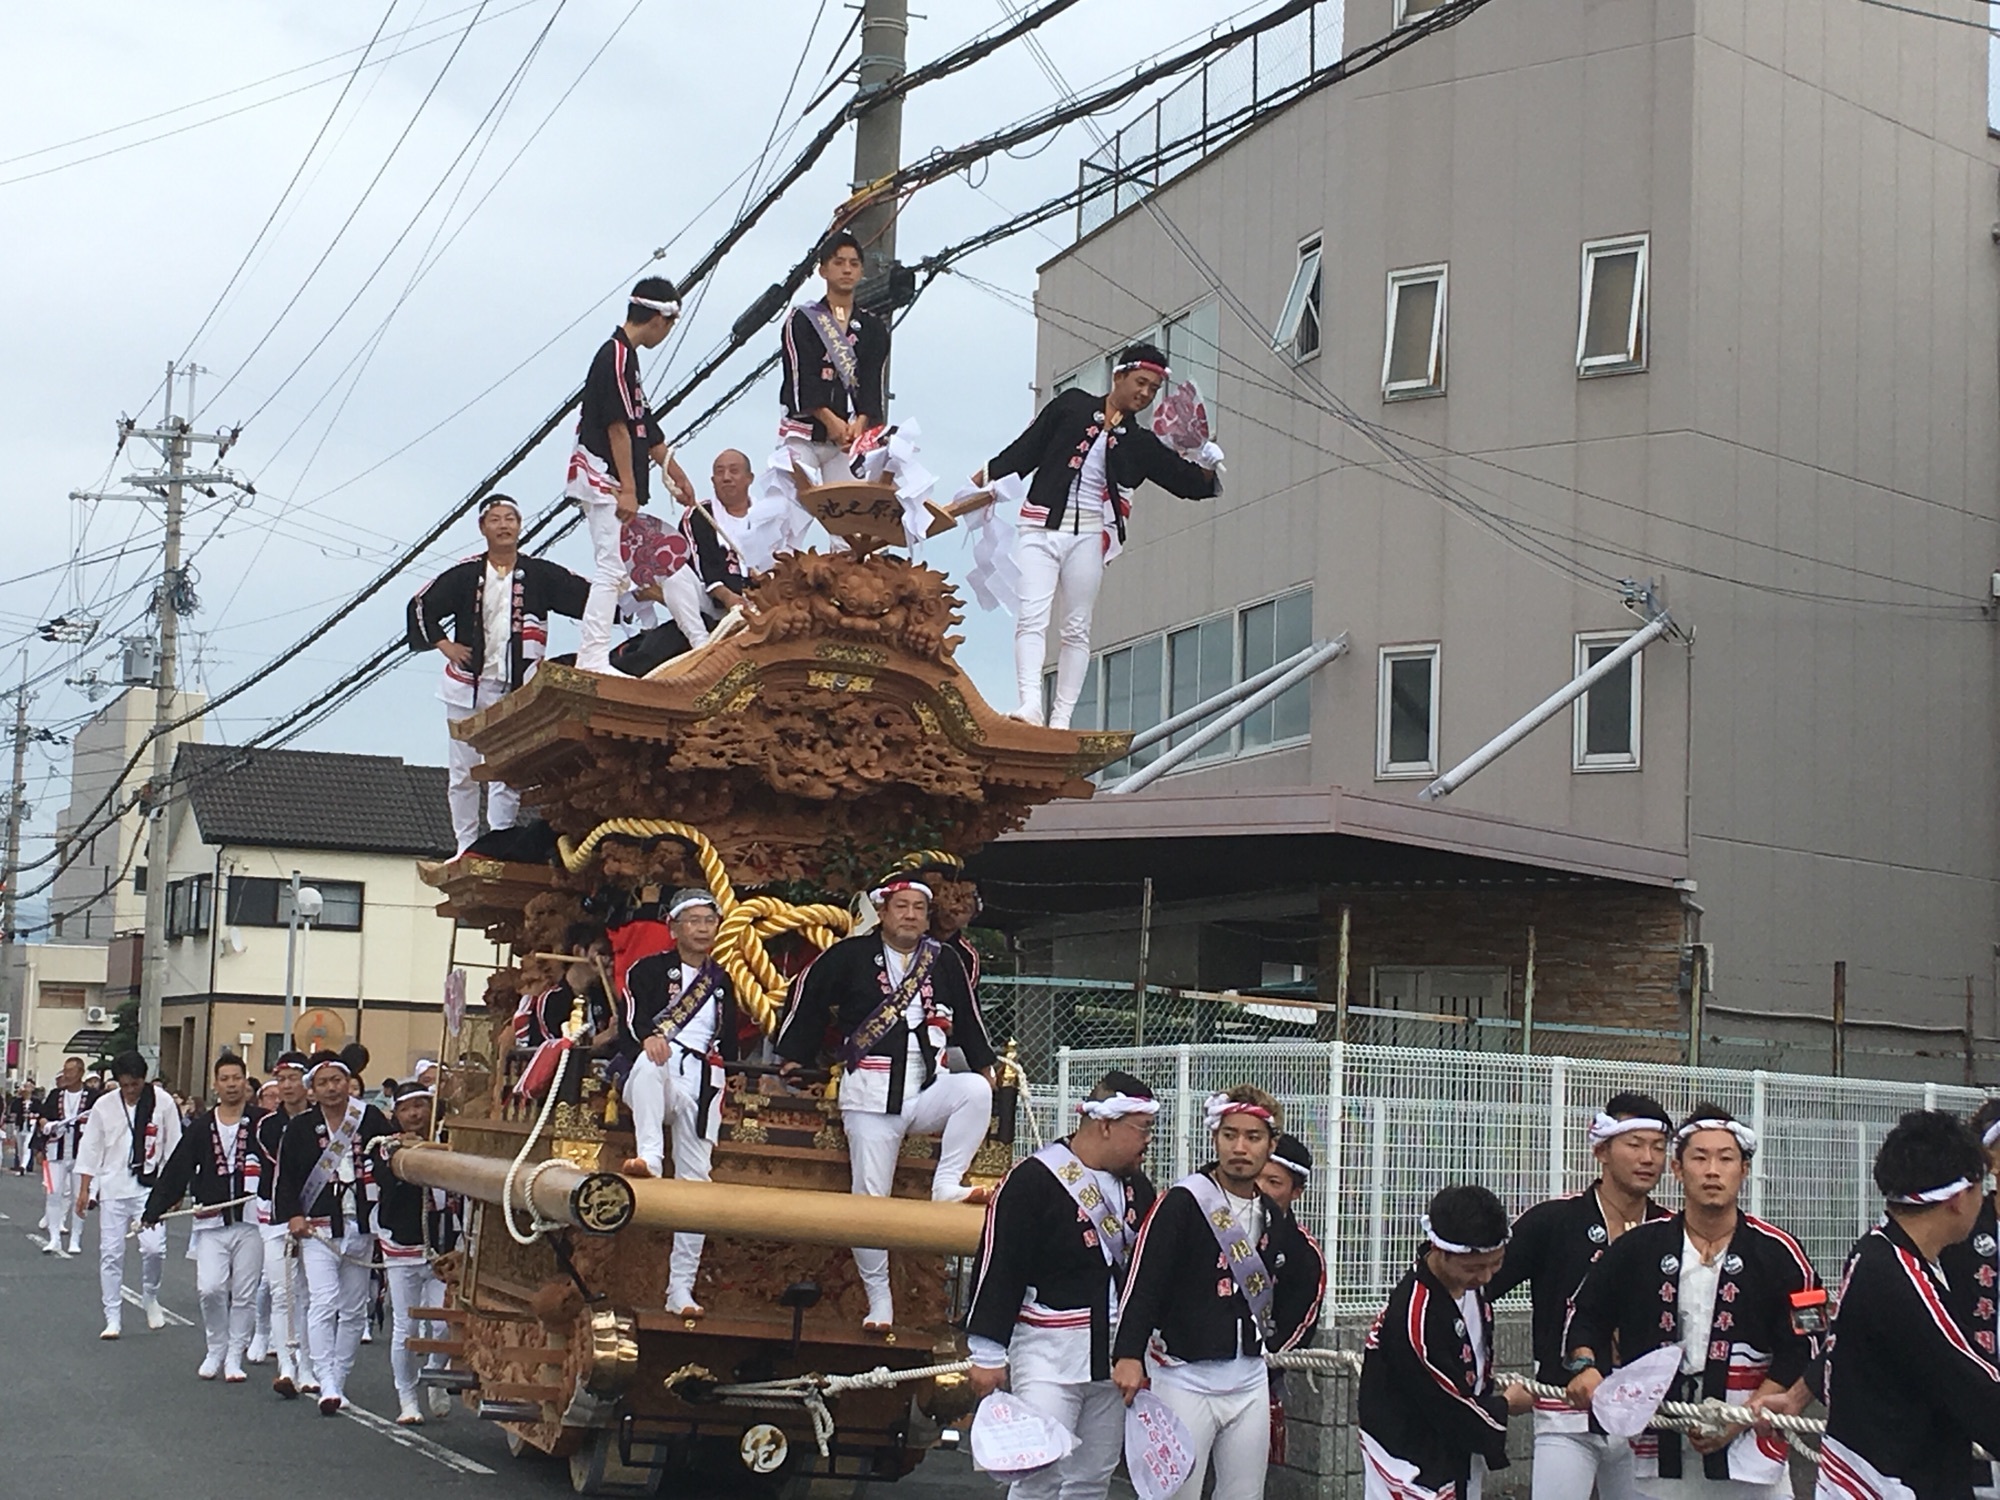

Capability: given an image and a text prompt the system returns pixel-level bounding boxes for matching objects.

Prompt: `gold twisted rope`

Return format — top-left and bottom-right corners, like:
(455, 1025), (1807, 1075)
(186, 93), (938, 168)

(553, 819), (850, 1034)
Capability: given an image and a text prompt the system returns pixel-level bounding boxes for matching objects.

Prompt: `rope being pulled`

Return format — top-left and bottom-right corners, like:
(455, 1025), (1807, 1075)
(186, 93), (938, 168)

(694, 1360), (979, 1458)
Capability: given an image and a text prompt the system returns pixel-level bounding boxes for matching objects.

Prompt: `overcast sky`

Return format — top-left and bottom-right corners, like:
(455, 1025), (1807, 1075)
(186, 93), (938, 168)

(0, 0), (1260, 907)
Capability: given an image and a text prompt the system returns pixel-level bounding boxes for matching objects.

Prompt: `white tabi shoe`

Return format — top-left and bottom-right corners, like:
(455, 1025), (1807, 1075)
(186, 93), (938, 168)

(426, 1385), (454, 1420)
(224, 1353), (247, 1383)
(144, 1295), (166, 1330)
(318, 1394), (344, 1417)
(396, 1395), (425, 1426)
(40, 1240), (54, 1255)
(664, 1286), (705, 1319)
(862, 1290), (895, 1334)
(245, 1333), (269, 1365)
(198, 1352), (223, 1380)
(99, 1322), (121, 1340)
(65, 1240), (82, 1256)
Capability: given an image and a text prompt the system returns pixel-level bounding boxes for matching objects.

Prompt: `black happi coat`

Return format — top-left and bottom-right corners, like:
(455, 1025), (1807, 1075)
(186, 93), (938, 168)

(143, 1105), (265, 1226)
(775, 934), (994, 1114)
(37, 1085), (92, 1163)
(779, 301), (890, 439)
(1939, 1198), (2000, 1365)
(1823, 1217), (2000, 1500)
(405, 553), (589, 689)
(964, 1147), (1157, 1382)
(272, 1103), (394, 1236)
(1111, 1168), (1323, 1368)
(1489, 1186), (1671, 1387)
(986, 387), (1219, 543)
(1566, 1212), (1819, 1481)
(1359, 1250), (1511, 1499)
(368, 1137), (463, 1255)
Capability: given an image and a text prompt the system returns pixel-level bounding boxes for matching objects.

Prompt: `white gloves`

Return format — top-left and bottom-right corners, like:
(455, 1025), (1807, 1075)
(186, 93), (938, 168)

(1193, 439), (1225, 471)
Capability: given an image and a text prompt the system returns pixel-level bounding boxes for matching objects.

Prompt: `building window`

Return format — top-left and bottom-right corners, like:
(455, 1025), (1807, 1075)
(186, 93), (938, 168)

(165, 874), (213, 942)
(1053, 354), (1112, 399)
(1383, 264), (1447, 399)
(1042, 657), (1100, 732)
(1396, 0), (1449, 22)
(225, 875), (365, 931)
(1168, 615), (1235, 763)
(1578, 235), (1648, 376)
(1272, 237), (1322, 360)
(133, 864), (147, 894)
(1161, 297), (1221, 419)
(1378, 645), (1440, 778)
(1240, 589), (1314, 749)
(1573, 632), (1642, 769)
(1099, 637), (1165, 779)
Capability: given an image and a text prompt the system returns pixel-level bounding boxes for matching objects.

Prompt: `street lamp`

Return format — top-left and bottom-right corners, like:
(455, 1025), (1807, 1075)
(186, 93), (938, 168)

(281, 874), (324, 1050)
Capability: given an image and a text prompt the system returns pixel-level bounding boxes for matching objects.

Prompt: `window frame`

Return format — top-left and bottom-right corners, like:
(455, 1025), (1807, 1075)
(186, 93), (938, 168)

(1395, 0), (1449, 23)
(1272, 236), (1323, 361)
(1377, 643), (1441, 779)
(1382, 264), (1448, 400)
(1572, 630), (1643, 771)
(1577, 234), (1649, 377)
(225, 874), (366, 932)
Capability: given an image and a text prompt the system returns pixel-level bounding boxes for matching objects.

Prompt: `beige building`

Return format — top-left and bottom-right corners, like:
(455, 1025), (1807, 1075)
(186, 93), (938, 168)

(980, 0), (2000, 1080)
(2, 941), (111, 1086)
(150, 741), (464, 1093)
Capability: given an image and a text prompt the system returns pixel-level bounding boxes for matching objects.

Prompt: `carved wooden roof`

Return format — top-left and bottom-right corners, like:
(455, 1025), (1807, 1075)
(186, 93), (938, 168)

(443, 551), (1129, 891)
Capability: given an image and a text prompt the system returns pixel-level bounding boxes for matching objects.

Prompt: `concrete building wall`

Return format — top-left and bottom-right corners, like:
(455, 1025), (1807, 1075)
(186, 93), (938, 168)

(4, 942), (108, 1085)
(1027, 0), (2000, 1036)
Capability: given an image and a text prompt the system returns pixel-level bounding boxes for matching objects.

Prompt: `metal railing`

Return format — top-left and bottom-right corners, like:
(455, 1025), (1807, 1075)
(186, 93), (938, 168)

(1013, 1040), (1983, 1318)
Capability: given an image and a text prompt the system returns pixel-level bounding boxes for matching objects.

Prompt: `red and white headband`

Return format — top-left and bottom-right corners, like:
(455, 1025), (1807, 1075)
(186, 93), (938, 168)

(1203, 1092), (1274, 1134)
(1888, 1178), (1975, 1206)
(868, 879), (932, 906)
(1589, 1112), (1670, 1144)
(1078, 1093), (1159, 1122)
(304, 1059), (351, 1083)
(1113, 358), (1169, 379)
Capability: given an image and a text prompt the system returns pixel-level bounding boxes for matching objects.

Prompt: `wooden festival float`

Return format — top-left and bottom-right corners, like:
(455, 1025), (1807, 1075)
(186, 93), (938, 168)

(389, 469), (1129, 1496)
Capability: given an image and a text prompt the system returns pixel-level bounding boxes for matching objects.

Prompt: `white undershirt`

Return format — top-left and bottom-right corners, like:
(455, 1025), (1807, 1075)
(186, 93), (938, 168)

(1153, 1185), (1269, 1395)
(480, 561), (513, 681)
(215, 1116), (242, 1173)
(883, 944), (927, 1038)
(1678, 1231), (1723, 1373)
(669, 962), (717, 1055)
(1459, 1288), (1489, 1387)
(1064, 431), (1112, 532)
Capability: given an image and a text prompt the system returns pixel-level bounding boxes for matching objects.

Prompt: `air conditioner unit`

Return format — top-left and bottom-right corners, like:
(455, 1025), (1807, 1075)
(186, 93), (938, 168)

(84, 1005), (110, 1026)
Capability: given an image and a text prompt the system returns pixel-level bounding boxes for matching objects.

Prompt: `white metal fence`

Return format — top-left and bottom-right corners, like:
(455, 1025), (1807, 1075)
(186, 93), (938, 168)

(1017, 1042), (1986, 1318)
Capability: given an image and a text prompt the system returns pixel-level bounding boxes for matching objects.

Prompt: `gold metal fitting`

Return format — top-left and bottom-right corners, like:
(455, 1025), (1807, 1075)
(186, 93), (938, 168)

(580, 1307), (639, 1397)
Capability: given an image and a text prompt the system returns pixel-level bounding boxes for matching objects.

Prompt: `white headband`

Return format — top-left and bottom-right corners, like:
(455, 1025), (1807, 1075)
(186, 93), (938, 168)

(1422, 1213), (1508, 1255)
(670, 891), (720, 919)
(1675, 1118), (1758, 1155)
(1271, 1154), (1312, 1180)
(1202, 1092), (1275, 1135)
(1113, 359), (1170, 377)
(868, 880), (932, 906)
(1888, 1178), (1975, 1206)
(631, 295), (680, 318)
(1590, 1112), (1671, 1144)
(1983, 1119), (2000, 1150)
(1077, 1093), (1160, 1121)
(304, 1060), (351, 1083)
(414, 1058), (437, 1074)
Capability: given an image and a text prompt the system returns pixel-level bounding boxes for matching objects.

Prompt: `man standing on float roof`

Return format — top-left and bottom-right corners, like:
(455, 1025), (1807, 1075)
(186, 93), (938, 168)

(405, 493), (589, 854)
(977, 341), (1223, 728)
(565, 276), (697, 674)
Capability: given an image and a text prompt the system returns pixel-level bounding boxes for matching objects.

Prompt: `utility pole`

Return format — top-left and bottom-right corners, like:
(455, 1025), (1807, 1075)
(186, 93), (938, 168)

(110, 363), (245, 1075)
(851, 0), (909, 301)
(2, 656), (29, 949)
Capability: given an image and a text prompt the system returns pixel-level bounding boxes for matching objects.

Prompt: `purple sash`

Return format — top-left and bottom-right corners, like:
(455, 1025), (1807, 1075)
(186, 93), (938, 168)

(298, 1098), (365, 1216)
(847, 938), (940, 1066)
(803, 300), (862, 398)
(1035, 1141), (1134, 1268)
(632, 958), (724, 1044)
(1180, 1172), (1276, 1343)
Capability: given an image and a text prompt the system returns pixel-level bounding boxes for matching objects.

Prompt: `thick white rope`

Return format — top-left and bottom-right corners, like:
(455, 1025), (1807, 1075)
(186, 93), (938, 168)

(500, 1048), (573, 1246)
(129, 1193), (259, 1237)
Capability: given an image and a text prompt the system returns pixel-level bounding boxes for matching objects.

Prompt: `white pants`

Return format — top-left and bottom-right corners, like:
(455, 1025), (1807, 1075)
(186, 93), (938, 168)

(445, 677), (519, 853)
(1151, 1376), (1269, 1500)
(98, 1194), (165, 1325)
(384, 1258), (447, 1402)
(14, 1125), (32, 1170)
(842, 1069), (993, 1312)
(262, 1228), (317, 1386)
(42, 1158), (79, 1249)
(647, 566), (712, 652)
(193, 1222), (262, 1363)
(1012, 527), (1105, 728)
(1534, 1426), (1640, 1500)
(577, 496), (630, 673)
(624, 1050), (715, 1300)
(299, 1229), (374, 1402)
(1636, 1476), (1789, 1500)
(1005, 1377), (1126, 1500)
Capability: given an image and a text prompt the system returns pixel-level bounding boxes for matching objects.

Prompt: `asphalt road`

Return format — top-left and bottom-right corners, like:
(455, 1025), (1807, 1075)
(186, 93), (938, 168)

(0, 1168), (998, 1499)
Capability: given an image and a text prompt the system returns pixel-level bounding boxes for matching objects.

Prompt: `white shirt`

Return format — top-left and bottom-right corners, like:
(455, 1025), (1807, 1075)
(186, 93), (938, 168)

(1056, 430), (1112, 534)
(480, 561), (514, 681)
(75, 1084), (182, 1201)
(670, 962), (718, 1056)
(214, 1115), (243, 1173)
(1458, 1288), (1489, 1387)
(1678, 1231), (1723, 1373)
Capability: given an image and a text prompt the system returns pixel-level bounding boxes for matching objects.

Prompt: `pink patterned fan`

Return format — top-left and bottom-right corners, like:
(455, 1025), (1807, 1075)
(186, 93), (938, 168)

(620, 512), (691, 587)
(1148, 379), (1210, 458)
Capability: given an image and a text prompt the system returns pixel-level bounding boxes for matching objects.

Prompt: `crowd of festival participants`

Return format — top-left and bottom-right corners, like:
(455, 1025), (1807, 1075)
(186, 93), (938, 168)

(18, 245), (2000, 1495)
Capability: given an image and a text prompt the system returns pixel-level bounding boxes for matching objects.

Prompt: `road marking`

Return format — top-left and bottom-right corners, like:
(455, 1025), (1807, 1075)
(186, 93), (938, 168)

(341, 1402), (496, 1475)
(119, 1286), (195, 1327)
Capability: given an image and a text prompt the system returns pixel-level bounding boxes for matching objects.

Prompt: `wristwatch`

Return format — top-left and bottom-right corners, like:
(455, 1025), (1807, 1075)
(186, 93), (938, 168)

(1561, 1354), (1597, 1376)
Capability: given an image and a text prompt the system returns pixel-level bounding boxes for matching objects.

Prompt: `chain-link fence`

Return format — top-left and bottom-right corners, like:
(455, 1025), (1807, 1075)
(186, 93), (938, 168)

(1013, 1041), (1983, 1319)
